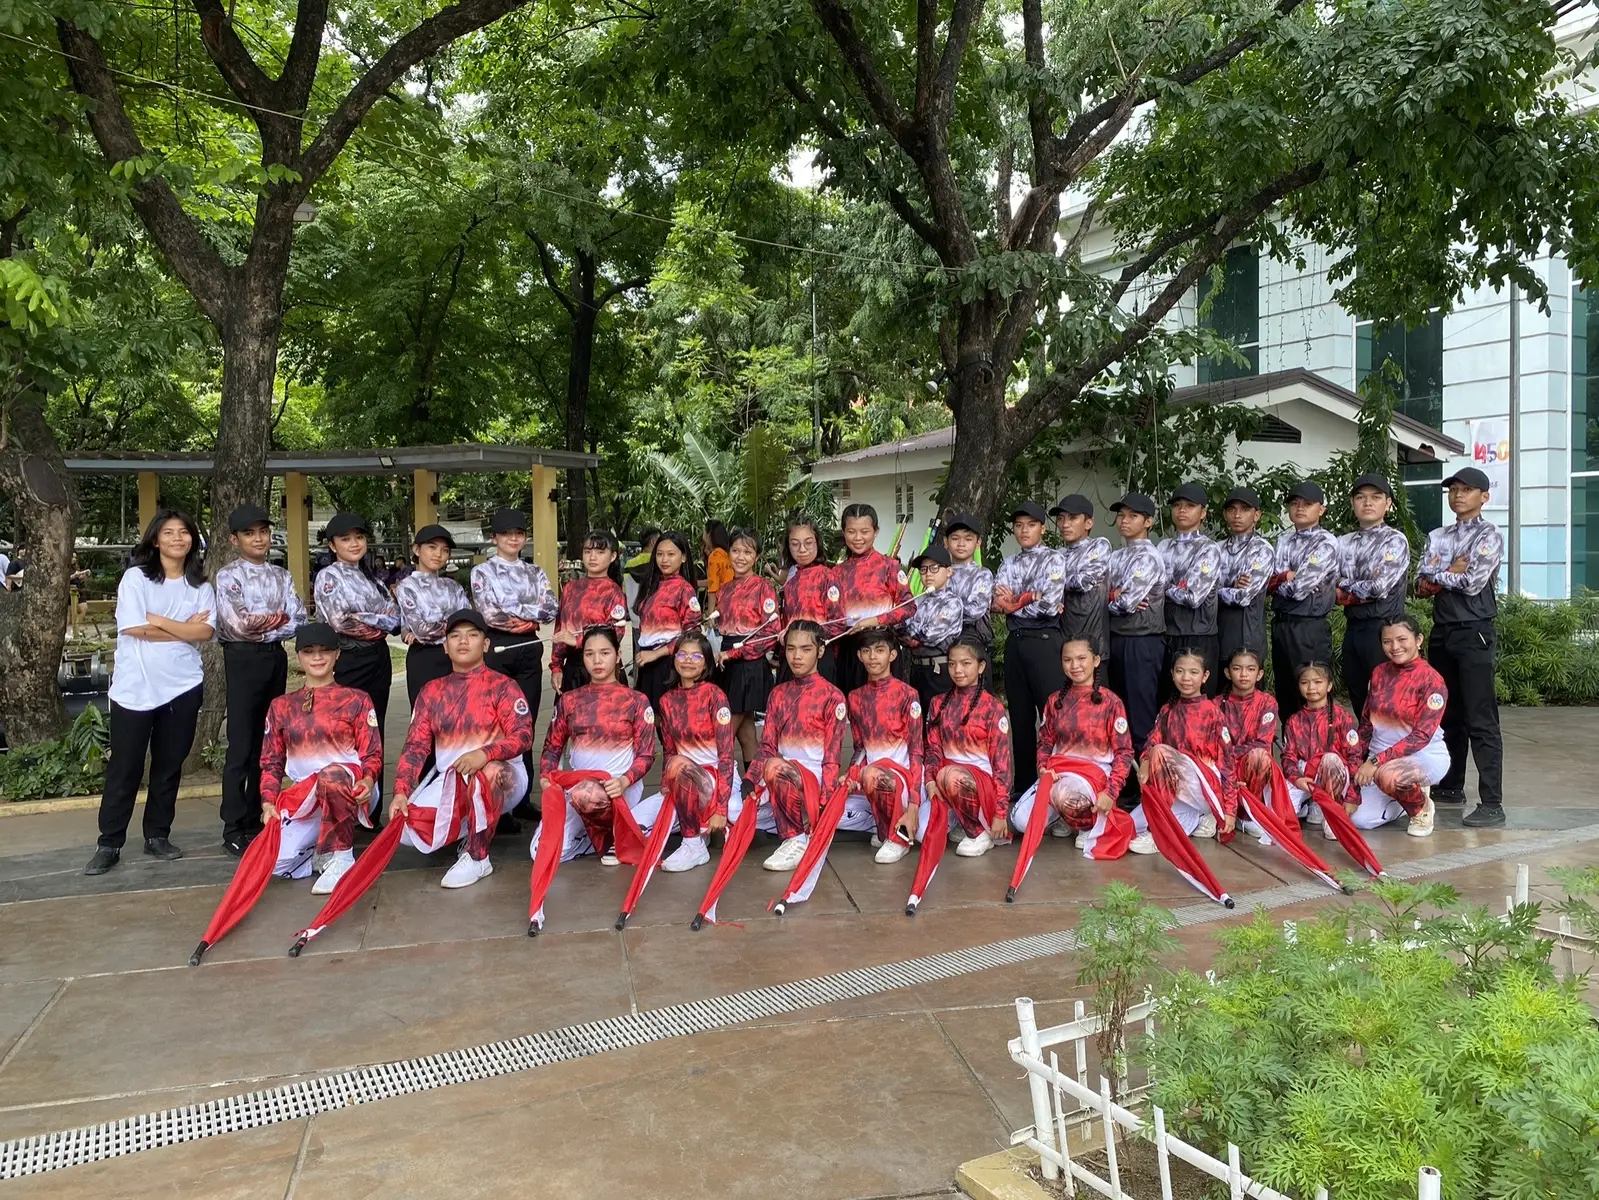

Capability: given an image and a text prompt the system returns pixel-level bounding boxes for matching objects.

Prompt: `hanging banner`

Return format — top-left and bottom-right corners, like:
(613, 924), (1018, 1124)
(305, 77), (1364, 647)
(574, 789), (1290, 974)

(1469, 418), (1511, 497)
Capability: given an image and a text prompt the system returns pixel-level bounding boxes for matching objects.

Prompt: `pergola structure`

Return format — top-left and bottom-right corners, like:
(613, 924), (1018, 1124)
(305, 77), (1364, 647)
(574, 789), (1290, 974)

(63, 444), (600, 599)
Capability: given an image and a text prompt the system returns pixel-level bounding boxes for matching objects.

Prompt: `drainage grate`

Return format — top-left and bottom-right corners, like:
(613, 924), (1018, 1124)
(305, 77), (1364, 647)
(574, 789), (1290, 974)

(3, 822), (1595, 1180)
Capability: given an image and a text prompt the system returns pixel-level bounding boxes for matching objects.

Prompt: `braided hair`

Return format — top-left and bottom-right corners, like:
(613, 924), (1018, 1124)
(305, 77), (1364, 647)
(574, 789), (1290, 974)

(934, 636), (989, 731)
(1058, 637), (1105, 707)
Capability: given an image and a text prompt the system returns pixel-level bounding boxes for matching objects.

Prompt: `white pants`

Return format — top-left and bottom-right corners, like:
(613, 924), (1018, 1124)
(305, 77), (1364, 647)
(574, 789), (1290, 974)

(272, 766), (377, 878)
(400, 760), (528, 855)
(1130, 750), (1214, 836)
(1353, 740), (1450, 828)
(529, 782), (665, 863)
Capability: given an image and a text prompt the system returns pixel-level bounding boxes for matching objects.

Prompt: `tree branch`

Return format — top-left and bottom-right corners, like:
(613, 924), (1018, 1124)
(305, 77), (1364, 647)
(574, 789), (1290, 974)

(914, 0), (938, 121)
(190, 1), (276, 110)
(278, 0), (330, 112)
(1020, 0), (1052, 180)
(527, 231), (578, 317)
(932, 0), (984, 131)
(597, 275), (649, 309)
(810, 0), (913, 141)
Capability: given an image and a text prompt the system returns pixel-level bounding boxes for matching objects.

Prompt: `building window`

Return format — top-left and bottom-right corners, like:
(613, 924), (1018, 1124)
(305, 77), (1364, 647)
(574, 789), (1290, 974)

(1197, 245), (1260, 384)
(895, 482), (914, 523)
(1356, 311), (1444, 431)
(831, 479), (851, 504)
(1572, 290), (1599, 592)
(1401, 461), (1443, 536)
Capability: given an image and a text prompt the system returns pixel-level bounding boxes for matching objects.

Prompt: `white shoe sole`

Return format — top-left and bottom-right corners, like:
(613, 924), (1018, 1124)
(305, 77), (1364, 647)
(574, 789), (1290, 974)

(441, 859), (493, 889)
(873, 842), (910, 864)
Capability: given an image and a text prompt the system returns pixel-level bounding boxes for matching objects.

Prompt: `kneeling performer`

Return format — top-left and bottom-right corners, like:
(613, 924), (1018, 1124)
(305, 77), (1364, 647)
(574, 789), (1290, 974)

(848, 628), (926, 864)
(1354, 615), (1447, 838)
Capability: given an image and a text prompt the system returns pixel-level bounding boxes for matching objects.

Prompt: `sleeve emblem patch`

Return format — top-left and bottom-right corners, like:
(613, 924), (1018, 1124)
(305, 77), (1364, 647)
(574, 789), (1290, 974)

(762, 597), (777, 614)
(998, 715), (1010, 734)
(610, 604), (626, 621)
(1199, 561), (1213, 574)
(644, 706), (656, 725)
(1262, 711), (1275, 725)
(1220, 726), (1231, 744)
(835, 702), (847, 721)
(366, 710), (378, 727)
(513, 698), (530, 717)
(1346, 728), (1360, 746)
(1427, 692), (1445, 710)
(1114, 716), (1129, 734)
(320, 576), (336, 594)
(688, 596), (701, 612)
(897, 570), (908, 585)
(910, 701), (922, 719)
(716, 707), (731, 725)
(826, 585), (840, 603)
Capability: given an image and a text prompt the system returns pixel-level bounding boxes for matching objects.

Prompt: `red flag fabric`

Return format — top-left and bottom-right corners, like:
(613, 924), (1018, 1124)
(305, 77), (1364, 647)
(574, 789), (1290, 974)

(528, 769), (611, 935)
(1008, 756), (1111, 901)
(1312, 785), (1384, 877)
(693, 782), (766, 929)
(905, 792), (949, 915)
(288, 813), (404, 956)
(1231, 766), (1344, 893)
(189, 812), (285, 966)
(616, 773), (698, 928)
(1138, 766), (1233, 907)
(772, 759), (916, 914)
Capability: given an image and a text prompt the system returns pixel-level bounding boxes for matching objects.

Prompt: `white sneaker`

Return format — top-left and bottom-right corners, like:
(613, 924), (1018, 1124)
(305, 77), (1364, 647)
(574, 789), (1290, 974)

(1048, 821), (1073, 839)
(1192, 813), (1218, 840)
(600, 850), (621, 867)
(1128, 832), (1158, 855)
(874, 839), (910, 864)
(955, 831), (993, 858)
(441, 849), (493, 889)
(870, 834), (883, 849)
(312, 851), (332, 874)
(660, 836), (710, 873)
(1323, 815), (1340, 841)
(311, 849), (354, 895)
(1406, 794), (1435, 838)
(762, 834), (809, 872)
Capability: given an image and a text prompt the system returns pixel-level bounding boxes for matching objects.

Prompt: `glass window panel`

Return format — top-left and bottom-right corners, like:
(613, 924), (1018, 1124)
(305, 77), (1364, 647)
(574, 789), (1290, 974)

(1402, 461), (1443, 535)
(1356, 311), (1443, 430)
(1197, 245), (1259, 384)
(1575, 289), (1599, 472)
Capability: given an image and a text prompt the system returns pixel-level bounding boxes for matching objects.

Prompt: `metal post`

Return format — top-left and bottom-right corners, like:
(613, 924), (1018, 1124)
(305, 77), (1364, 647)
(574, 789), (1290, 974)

(1508, 281), (1521, 595)
(1419, 1165), (1442, 1200)
(1016, 998), (1060, 1180)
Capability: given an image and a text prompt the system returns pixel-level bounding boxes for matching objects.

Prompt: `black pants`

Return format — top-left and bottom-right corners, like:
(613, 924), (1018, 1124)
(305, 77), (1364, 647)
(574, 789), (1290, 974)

(834, 631), (910, 695)
(1429, 621), (1503, 806)
(335, 639), (392, 804)
(488, 635), (544, 800)
(1218, 605), (1267, 672)
(220, 641), (288, 838)
(97, 685), (204, 850)
(1004, 626), (1065, 797)
(1341, 618), (1387, 719)
(1109, 634), (1165, 756)
(405, 641), (453, 707)
(1160, 633), (1220, 704)
(1271, 614), (1332, 721)
(909, 657), (954, 714)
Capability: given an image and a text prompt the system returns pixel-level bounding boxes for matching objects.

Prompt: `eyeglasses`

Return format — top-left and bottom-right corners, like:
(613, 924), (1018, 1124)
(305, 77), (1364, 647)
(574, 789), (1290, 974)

(675, 651), (706, 662)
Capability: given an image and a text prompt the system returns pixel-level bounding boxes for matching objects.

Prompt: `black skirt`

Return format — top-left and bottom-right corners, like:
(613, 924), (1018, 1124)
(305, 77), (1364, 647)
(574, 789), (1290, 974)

(720, 642), (774, 714)
(635, 654), (678, 711)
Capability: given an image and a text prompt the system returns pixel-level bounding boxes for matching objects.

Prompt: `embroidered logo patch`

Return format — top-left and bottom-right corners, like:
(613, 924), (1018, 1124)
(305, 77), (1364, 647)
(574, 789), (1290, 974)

(1382, 550), (1399, 562)
(644, 706), (656, 724)
(1220, 726), (1231, 744)
(366, 710), (378, 727)
(401, 594), (416, 609)
(688, 596), (701, 612)
(826, 585), (840, 603)
(1199, 560), (1213, 574)
(998, 715), (1010, 734)
(762, 597), (776, 614)
(910, 701), (922, 719)
(227, 580), (243, 594)
(513, 698), (530, 717)
(1427, 692), (1445, 710)
(1114, 716), (1128, 734)
(1261, 711), (1275, 725)
(716, 706), (731, 725)
(610, 604), (626, 621)
(1132, 567), (1149, 579)
(320, 576), (336, 594)
(897, 570), (908, 585)
(1346, 728), (1360, 746)
(835, 702), (847, 721)
(1477, 542), (1494, 556)
(1308, 552), (1324, 565)
(1048, 567), (1063, 581)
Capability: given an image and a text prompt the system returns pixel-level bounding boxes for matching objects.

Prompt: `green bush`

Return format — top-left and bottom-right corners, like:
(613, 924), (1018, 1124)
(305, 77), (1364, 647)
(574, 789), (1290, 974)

(0, 706), (110, 802)
(1142, 880), (1599, 1200)
(1492, 593), (1599, 707)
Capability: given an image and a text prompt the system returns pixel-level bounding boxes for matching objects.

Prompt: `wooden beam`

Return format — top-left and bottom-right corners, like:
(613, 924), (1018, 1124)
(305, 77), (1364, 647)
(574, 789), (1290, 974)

(413, 468), (438, 532)
(136, 471), (159, 534)
(530, 465), (560, 583)
(284, 471), (310, 606)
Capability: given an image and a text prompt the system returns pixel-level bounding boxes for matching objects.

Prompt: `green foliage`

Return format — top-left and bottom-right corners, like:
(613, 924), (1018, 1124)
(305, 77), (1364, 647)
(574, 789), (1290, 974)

(0, 706), (109, 802)
(1548, 866), (1599, 943)
(1146, 880), (1599, 1200)
(1491, 593), (1599, 707)
(1074, 882), (1179, 1093)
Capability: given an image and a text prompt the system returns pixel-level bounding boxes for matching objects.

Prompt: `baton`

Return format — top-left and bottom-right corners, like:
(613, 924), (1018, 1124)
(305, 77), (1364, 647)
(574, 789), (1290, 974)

(823, 593), (929, 646)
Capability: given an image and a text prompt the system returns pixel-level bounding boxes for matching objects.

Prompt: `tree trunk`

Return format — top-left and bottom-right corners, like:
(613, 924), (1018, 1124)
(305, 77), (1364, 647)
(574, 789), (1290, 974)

(0, 385), (77, 744)
(938, 313), (1013, 536)
(563, 251), (598, 558)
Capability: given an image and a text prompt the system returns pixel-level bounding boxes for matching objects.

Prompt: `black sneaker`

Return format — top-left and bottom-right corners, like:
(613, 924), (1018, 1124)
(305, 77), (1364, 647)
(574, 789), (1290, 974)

(1462, 803), (1506, 828)
(222, 832), (253, 857)
(1432, 787), (1467, 804)
(84, 847), (120, 875)
(495, 813), (523, 837)
(143, 837), (185, 860)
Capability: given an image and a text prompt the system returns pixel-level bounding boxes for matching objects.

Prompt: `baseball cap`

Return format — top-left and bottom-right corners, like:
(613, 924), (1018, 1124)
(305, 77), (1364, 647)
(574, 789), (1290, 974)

(414, 524), (456, 547)
(1223, 486), (1262, 510)
(1048, 494), (1094, 517)
(912, 543), (953, 569)
(1167, 482), (1208, 507)
(1010, 500), (1049, 524)
(1286, 481), (1326, 504)
(444, 608), (488, 635)
(295, 622), (340, 651)
(1442, 467), (1491, 492)
(943, 512), (982, 535)
(1350, 473), (1394, 497)
(228, 504), (272, 533)
(323, 512), (370, 540)
(490, 508), (529, 535)
(1109, 493), (1157, 517)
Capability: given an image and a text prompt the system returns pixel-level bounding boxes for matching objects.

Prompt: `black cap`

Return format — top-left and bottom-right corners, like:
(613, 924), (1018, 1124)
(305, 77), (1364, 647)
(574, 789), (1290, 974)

(912, 543), (952, 569)
(1010, 500), (1049, 524)
(1350, 473), (1394, 498)
(444, 608), (488, 635)
(1168, 482), (1208, 507)
(323, 512), (370, 540)
(1110, 493), (1157, 518)
(228, 504), (272, 533)
(944, 512), (982, 536)
(1048, 494), (1094, 518)
(1442, 466), (1491, 492)
(295, 622), (340, 651)
(1286, 481), (1326, 504)
(490, 508), (528, 535)
(1223, 486), (1262, 510)
(414, 524), (456, 548)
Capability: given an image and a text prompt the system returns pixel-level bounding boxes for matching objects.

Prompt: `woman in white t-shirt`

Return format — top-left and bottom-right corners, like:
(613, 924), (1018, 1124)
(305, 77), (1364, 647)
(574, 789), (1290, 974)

(86, 510), (217, 876)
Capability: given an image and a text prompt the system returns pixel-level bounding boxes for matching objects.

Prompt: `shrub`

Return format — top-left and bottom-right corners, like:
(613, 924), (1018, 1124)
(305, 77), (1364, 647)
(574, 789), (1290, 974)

(0, 706), (109, 802)
(1492, 592), (1599, 707)
(1075, 882), (1178, 1098)
(1143, 881), (1599, 1200)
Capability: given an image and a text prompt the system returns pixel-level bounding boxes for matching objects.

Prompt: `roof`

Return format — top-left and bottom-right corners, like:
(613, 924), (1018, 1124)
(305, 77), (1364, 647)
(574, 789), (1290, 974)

(811, 427), (955, 469)
(63, 444), (599, 476)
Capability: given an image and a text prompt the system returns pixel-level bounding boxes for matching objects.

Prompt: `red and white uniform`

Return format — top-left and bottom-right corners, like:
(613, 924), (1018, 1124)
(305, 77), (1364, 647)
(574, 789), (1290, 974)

(1137, 696), (1232, 836)
(836, 549), (913, 628)
(538, 682), (659, 860)
(926, 685), (1013, 838)
(780, 562), (846, 639)
(718, 574), (780, 659)
(750, 672), (848, 839)
(1356, 659), (1449, 825)
(1011, 685), (1135, 856)
(1283, 702), (1363, 816)
(636, 574), (700, 651)
(259, 684), (382, 877)
(847, 675), (926, 843)
(395, 666), (533, 858)
(655, 682), (739, 839)
(1218, 689), (1279, 827)
(550, 575), (628, 679)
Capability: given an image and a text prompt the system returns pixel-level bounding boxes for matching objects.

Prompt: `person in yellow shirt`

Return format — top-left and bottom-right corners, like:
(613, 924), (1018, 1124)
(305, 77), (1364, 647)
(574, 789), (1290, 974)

(702, 520), (734, 612)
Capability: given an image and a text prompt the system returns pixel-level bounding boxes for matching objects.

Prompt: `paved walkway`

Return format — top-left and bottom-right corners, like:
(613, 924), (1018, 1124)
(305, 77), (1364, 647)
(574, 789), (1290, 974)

(0, 706), (1593, 1198)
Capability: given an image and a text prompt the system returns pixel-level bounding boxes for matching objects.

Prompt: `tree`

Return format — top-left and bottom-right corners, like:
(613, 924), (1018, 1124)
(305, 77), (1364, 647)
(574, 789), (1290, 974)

(653, 0), (1599, 532)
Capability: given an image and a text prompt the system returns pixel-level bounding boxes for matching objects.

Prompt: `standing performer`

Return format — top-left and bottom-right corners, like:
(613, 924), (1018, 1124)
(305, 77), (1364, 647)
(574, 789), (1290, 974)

(1283, 662), (1363, 829)
(314, 513), (399, 799)
(391, 610), (535, 888)
(216, 504), (305, 856)
(942, 513), (995, 691)
(472, 508), (559, 740)
(993, 500), (1066, 798)
(396, 525), (469, 706)
(86, 511), (216, 876)
(550, 530), (627, 694)
(655, 632), (736, 873)
(1354, 615), (1447, 837)
(749, 621), (848, 872)
(1215, 487), (1274, 668)
(1051, 495), (1110, 678)
(1336, 475), (1412, 718)
(1267, 481), (1338, 721)
(715, 529), (779, 771)
(702, 520), (734, 615)
(1128, 651), (1232, 855)
(1106, 493), (1166, 774)
(776, 516), (845, 684)
(257, 623), (382, 893)
(846, 629), (926, 865)
(1416, 466), (1505, 827)
(925, 640), (1013, 858)
(902, 543), (964, 710)
(632, 530), (702, 710)
(1217, 648), (1279, 842)
(834, 504), (914, 693)
(1160, 483), (1223, 700)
